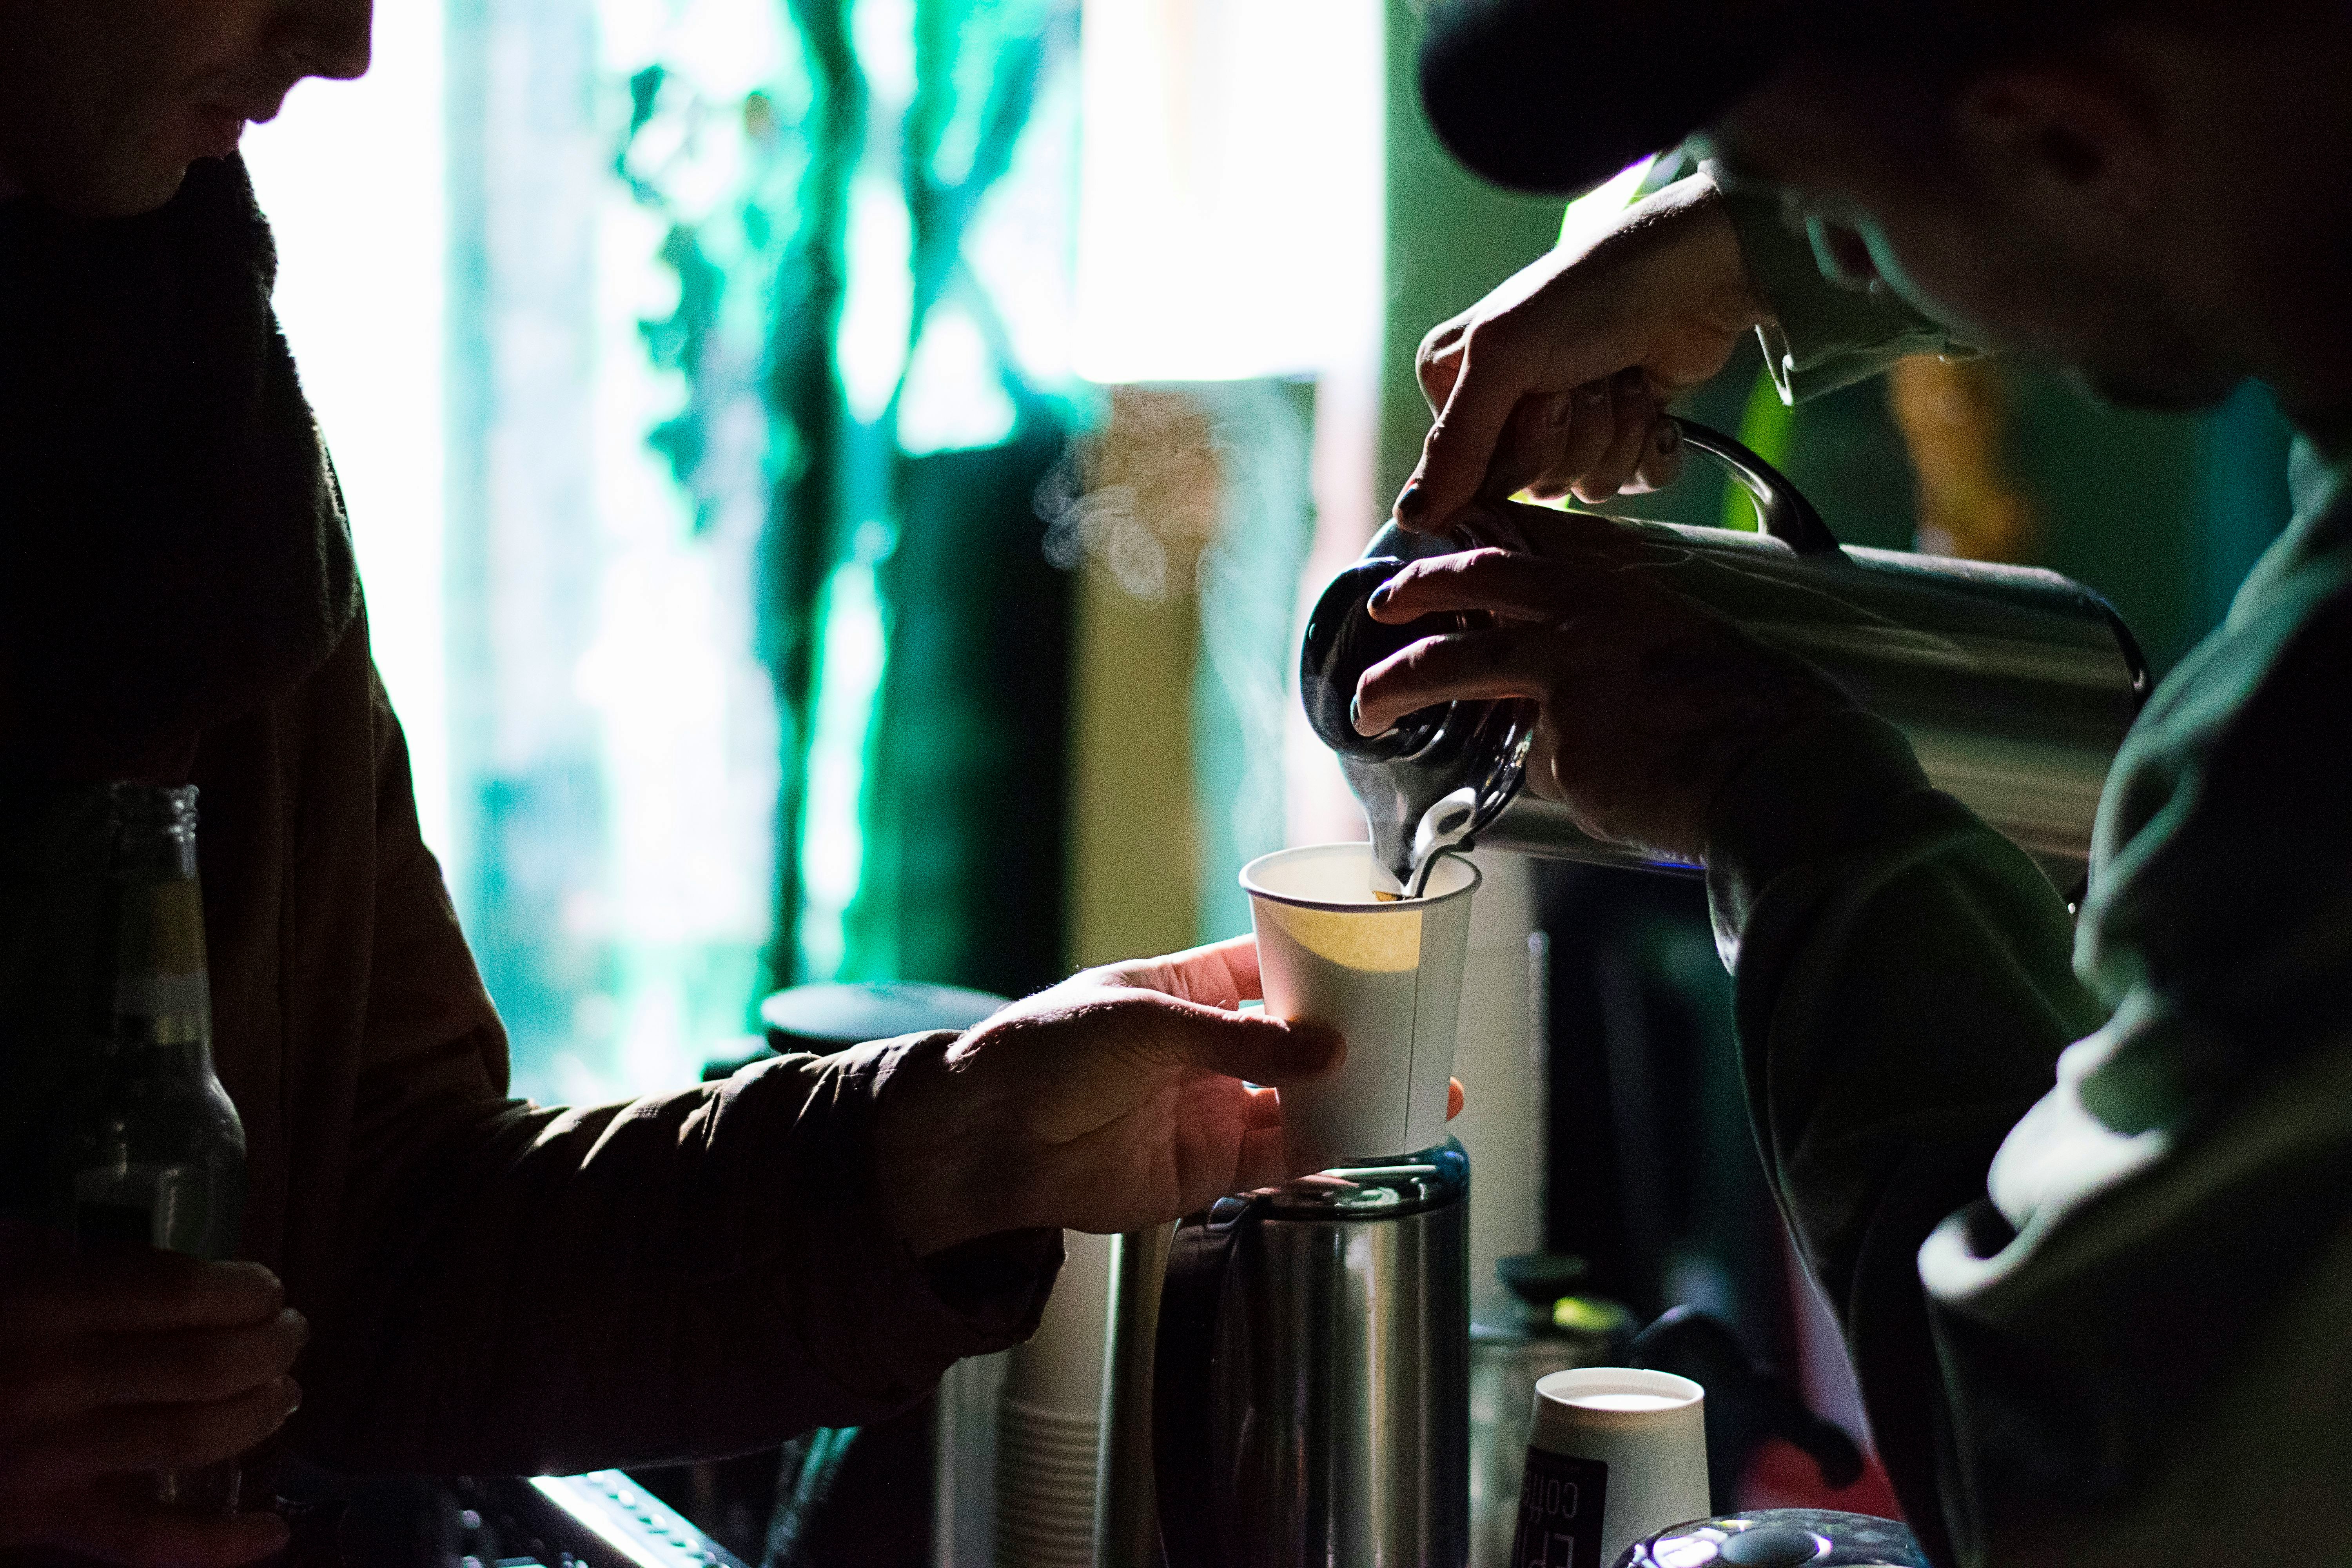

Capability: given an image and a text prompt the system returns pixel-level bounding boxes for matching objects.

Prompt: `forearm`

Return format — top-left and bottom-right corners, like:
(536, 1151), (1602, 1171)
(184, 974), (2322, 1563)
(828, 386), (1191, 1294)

(294, 1035), (1058, 1474)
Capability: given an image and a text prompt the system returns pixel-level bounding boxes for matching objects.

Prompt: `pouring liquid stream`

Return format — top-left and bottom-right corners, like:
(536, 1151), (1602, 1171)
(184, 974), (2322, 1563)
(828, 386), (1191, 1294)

(1368, 785), (1480, 902)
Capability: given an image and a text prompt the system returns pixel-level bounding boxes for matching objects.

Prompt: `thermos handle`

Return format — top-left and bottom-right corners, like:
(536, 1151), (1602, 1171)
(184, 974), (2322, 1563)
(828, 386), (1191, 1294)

(1152, 1193), (1264, 1568)
(1670, 418), (1845, 557)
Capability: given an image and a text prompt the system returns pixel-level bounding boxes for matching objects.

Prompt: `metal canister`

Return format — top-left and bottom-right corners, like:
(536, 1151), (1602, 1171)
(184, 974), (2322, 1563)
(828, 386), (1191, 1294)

(1152, 1142), (1471, 1568)
(1301, 422), (2149, 899)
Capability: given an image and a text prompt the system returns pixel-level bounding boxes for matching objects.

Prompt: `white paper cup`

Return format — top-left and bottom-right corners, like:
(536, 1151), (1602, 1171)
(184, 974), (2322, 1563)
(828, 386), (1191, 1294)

(1003, 1230), (1111, 1413)
(1241, 843), (1480, 1169)
(1516, 1367), (1708, 1568)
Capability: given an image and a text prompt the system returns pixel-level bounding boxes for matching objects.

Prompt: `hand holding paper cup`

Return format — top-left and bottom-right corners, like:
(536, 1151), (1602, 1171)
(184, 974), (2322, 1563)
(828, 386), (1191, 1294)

(1241, 842), (1480, 1170)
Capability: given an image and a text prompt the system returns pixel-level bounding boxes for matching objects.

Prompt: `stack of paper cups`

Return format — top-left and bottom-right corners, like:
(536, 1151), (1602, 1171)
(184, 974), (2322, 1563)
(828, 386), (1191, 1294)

(1241, 843), (1481, 1169)
(995, 1230), (1112, 1568)
(1516, 1367), (1709, 1568)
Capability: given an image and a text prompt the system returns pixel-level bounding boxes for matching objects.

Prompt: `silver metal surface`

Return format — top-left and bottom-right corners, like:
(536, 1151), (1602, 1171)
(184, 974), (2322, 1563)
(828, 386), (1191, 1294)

(1474, 523), (2145, 891)
(1674, 421), (1840, 557)
(1622, 1508), (1926, 1568)
(1097, 1224), (1172, 1568)
(1205, 1144), (1471, 1568)
(1305, 422), (2146, 895)
(932, 1348), (1007, 1568)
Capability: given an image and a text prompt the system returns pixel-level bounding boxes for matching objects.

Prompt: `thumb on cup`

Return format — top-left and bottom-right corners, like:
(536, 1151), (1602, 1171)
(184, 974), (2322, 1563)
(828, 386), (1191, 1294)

(1156, 1004), (1341, 1087)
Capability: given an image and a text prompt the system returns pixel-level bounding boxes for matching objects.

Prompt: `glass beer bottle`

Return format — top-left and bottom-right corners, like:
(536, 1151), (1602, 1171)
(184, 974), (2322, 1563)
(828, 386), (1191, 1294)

(64, 782), (248, 1512)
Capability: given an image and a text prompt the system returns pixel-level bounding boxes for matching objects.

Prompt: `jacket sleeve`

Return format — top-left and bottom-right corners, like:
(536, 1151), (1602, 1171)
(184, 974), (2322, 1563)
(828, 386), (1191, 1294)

(289, 667), (1058, 1474)
(1704, 710), (2107, 1565)
(1710, 496), (2352, 1565)
(1710, 169), (1971, 403)
(1905, 526), (2352, 1566)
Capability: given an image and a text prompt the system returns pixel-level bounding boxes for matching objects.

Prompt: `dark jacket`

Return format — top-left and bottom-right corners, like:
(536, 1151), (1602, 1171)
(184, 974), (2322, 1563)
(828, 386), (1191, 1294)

(1710, 184), (2352, 1566)
(0, 157), (1053, 1478)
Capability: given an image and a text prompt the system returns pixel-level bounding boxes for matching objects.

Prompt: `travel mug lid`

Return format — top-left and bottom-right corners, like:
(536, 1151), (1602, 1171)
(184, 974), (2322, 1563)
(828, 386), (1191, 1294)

(1621, 1507), (1928, 1568)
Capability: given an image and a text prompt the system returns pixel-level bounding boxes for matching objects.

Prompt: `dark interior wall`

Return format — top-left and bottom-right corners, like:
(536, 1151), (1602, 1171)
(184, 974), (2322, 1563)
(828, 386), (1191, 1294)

(1378, 0), (1568, 516)
(2009, 373), (2202, 670)
(852, 424), (1074, 1000)
(2014, 372), (2296, 672)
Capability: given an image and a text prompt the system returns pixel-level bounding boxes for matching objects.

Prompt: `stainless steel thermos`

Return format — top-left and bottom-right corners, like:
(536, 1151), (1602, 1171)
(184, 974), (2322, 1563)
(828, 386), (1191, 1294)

(1148, 1142), (1471, 1568)
(1301, 422), (2149, 898)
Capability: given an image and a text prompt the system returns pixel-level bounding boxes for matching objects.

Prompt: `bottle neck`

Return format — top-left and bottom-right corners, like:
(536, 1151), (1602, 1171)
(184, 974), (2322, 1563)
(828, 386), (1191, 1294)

(109, 880), (211, 1061)
(107, 783), (200, 881)
(103, 785), (212, 1073)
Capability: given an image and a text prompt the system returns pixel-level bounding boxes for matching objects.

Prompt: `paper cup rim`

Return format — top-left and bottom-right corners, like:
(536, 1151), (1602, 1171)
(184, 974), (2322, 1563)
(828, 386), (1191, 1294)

(1534, 1366), (1705, 1420)
(1239, 842), (1481, 913)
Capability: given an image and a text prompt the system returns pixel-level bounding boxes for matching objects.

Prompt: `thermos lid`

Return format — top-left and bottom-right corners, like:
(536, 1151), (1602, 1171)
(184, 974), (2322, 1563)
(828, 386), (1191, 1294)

(1260, 1137), (1469, 1220)
(1621, 1509), (1927, 1568)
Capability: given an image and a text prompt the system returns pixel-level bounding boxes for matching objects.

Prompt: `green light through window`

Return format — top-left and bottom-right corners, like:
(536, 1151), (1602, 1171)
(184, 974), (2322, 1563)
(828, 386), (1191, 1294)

(797, 519), (895, 980)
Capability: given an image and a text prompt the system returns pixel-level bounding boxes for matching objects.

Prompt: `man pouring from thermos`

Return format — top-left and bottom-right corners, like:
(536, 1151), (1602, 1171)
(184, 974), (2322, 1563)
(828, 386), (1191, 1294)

(1358, 1), (2352, 1563)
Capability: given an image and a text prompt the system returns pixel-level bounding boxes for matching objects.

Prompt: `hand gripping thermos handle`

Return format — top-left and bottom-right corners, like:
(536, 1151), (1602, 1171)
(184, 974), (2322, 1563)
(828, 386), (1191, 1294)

(1152, 1194), (1265, 1568)
(1669, 418), (1845, 557)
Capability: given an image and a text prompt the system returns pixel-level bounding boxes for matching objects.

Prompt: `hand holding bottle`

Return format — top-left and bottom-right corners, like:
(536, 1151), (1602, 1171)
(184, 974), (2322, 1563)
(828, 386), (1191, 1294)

(0, 1227), (304, 1566)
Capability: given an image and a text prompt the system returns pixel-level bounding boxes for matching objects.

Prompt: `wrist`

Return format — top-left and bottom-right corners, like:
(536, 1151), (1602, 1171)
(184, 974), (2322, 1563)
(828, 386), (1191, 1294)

(870, 1030), (998, 1258)
(1630, 172), (1771, 339)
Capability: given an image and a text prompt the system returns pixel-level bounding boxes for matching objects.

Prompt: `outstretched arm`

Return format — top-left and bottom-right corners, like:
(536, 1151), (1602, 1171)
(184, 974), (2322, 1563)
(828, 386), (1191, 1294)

(293, 668), (1337, 1475)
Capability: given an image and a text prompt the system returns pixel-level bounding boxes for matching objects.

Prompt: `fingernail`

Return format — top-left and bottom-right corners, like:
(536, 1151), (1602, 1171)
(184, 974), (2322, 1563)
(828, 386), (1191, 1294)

(1396, 481), (1425, 520)
(1546, 392), (1574, 430)
(1576, 379), (1609, 404)
(1655, 420), (1681, 454)
(1367, 581), (1394, 613)
(1350, 692), (1380, 736)
(286, 1308), (310, 1345)
(280, 1376), (303, 1414)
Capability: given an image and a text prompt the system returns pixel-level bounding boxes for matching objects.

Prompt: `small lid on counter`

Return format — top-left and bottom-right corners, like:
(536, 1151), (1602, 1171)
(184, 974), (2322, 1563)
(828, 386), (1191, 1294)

(1623, 1509), (1927, 1568)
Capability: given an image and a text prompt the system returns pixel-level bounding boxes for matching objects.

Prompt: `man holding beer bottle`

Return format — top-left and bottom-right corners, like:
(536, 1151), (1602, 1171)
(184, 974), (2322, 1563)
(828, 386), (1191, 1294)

(0, 1), (1344, 1561)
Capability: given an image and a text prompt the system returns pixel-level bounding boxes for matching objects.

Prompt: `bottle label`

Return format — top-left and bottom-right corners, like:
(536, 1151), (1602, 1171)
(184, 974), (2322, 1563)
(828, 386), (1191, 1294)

(116, 880), (207, 976)
(1512, 1447), (1608, 1568)
(111, 880), (212, 1046)
(114, 972), (211, 1045)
